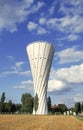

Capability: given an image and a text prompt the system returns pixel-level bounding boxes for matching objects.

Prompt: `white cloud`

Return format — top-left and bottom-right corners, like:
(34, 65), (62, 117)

(14, 80), (33, 90)
(48, 63), (83, 93)
(27, 21), (48, 35)
(49, 1), (57, 15)
(55, 46), (83, 64)
(29, 2), (45, 13)
(19, 70), (31, 76)
(50, 63), (83, 83)
(37, 27), (48, 34)
(27, 0), (83, 40)
(73, 94), (83, 102)
(0, 61), (31, 77)
(28, 15), (83, 39)
(27, 22), (38, 31)
(48, 79), (66, 92)
(60, 15), (83, 34)
(46, 15), (83, 39)
(39, 18), (46, 25)
(11, 61), (25, 71)
(15, 62), (24, 67)
(59, 0), (83, 16)
(67, 34), (79, 41)
(0, 0), (45, 32)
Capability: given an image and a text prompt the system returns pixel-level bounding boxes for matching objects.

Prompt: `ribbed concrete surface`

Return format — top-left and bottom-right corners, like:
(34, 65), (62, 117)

(26, 41), (55, 114)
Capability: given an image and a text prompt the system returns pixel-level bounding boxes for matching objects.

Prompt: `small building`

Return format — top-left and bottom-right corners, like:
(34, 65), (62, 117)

(73, 112), (76, 116)
(64, 112), (67, 115)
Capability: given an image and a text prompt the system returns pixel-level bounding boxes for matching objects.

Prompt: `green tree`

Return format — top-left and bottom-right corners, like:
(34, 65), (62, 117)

(21, 93), (33, 114)
(1, 92), (5, 103)
(8, 100), (12, 113)
(0, 101), (2, 113)
(15, 104), (22, 113)
(34, 93), (39, 114)
(58, 104), (67, 113)
(74, 102), (81, 114)
(81, 102), (83, 112)
(47, 96), (51, 113)
(11, 103), (16, 113)
(0, 92), (6, 113)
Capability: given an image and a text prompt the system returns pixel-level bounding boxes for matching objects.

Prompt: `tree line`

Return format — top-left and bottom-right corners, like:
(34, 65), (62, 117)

(0, 92), (22, 114)
(0, 92), (38, 114)
(0, 92), (83, 114)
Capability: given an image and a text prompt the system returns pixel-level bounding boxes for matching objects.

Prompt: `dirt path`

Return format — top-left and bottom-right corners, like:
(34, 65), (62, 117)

(0, 115), (83, 130)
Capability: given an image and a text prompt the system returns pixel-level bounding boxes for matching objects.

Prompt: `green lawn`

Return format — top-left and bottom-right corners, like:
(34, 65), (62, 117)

(77, 116), (83, 121)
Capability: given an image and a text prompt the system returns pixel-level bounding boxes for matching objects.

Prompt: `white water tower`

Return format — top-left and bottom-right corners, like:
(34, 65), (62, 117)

(26, 41), (55, 114)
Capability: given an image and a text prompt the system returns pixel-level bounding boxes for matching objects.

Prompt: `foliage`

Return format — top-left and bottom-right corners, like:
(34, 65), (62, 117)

(0, 92), (5, 103)
(74, 102), (81, 114)
(58, 104), (67, 113)
(34, 93), (39, 114)
(21, 93), (33, 113)
(0, 92), (22, 114)
(47, 96), (51, 113)
(51, 104), (67, 114)
(81, 102), (83, 112)
(0, 92), (6, 113)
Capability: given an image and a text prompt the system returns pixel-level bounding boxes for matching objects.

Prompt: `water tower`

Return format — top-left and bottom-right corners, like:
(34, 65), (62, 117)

(26, 41), (55, 114)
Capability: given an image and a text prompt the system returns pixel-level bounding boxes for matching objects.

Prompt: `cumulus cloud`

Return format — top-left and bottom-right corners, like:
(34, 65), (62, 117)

(27, 15), (83, 39)
(28, 1), (45, 13)
(10, 61), (25, 71)
(48, 1), (57, 15)
(48, 63), (83, 93)
(50, 63), (83, 83)
(56, 64), (83, 83)
(39, 18), (46, 25)
(14, 80), (33, 90)
(55, 46), (83, 64)
(27, 22), (38, 31)
(37, 27), (48, 34)
(48, 79), (66, 92)
(27, 0), (83, 40)
(0, 61), (31, 77)
(27, 21), (48, 34)
(59, 0), (83, 16)
(46, 15), (83, 40)
(0, 0), (44, 32)
(67, 34), (80, 41)
(73, 94), (83, 102)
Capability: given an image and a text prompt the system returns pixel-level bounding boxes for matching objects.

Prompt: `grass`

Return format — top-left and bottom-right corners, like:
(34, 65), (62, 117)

(0, 115), (83, 130)
(76, 116), (83, 121)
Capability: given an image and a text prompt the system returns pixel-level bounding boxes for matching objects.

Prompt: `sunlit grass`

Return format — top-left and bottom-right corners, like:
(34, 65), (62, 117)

(0, 115), (83, 130)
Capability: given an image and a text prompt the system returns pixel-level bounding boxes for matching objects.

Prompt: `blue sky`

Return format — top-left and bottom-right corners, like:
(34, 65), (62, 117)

(0, 0), (83, 107)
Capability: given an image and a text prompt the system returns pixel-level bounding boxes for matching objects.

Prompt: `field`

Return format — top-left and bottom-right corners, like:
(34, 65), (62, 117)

(0, 115), (83, 130)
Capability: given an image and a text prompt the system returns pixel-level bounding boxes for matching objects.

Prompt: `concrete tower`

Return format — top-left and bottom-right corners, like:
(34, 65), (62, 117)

(26, 41), (55, 115)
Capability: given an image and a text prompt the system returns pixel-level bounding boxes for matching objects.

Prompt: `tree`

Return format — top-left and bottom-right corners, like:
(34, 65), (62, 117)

(0, 101), (2, 113)
(0, 92), (6, 113)
(15, 104), (22, 113)
(74, 102), (81, 114)
(8, 100), (12, 113)
(81, 102), (83, 112)
(1, 92), (5, 103)
(58, 104), (67, 113)
(34, 93), (39, 114)
(21, 93), (33, 113)
(47, 96), (51, 113)
(11, 103), (17, 113)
